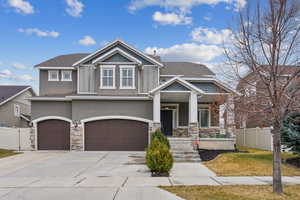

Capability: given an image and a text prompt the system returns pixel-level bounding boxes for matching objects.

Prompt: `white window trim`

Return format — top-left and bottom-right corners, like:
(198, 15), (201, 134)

(48, 70), (59, 81)
(120, 65), (136, 89)
(198, 104), (211, 128)
(14, 104), (20, 117)
(61, 70), (72, 82)
(161, 104), (179, 129)
(100, 65), (116, 89)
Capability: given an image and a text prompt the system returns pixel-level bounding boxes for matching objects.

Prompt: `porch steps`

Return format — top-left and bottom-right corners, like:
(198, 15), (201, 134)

(168, 137), (201, 162)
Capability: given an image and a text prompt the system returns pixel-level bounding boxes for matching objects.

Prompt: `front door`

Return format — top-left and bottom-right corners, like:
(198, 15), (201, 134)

(161, 110), (173, 136)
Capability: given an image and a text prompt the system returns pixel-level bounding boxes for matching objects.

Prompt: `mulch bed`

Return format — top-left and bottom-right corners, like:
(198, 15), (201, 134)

(198, 149), (248, 161)
(285, 157), (300, 168)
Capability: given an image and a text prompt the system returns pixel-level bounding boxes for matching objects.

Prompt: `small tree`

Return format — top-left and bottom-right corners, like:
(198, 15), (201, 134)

(151, 129), (170, 148)
(281, 112), (300, 155)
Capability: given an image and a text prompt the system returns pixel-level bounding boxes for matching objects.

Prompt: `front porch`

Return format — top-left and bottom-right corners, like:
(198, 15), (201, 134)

(150, 76), (237, 150)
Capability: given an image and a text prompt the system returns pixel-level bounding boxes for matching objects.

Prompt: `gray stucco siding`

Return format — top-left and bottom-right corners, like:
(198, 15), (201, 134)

(72, 100), (153, 121)
(31, 101), (72, 120)
(40, 70), (77, 96)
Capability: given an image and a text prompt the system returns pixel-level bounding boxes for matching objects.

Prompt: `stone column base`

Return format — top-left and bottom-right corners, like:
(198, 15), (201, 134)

(30, 127), (36, 150)
(70, 124), (84, 151)
(188, 123), (199, 150)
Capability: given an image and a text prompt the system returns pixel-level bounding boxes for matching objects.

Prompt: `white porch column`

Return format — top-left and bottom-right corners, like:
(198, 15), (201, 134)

(153, 92), (161, 131)
(189, 91), (198, 123)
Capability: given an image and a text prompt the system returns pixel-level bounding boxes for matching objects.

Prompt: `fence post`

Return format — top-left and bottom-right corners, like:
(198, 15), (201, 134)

(18, 128), (21, 151)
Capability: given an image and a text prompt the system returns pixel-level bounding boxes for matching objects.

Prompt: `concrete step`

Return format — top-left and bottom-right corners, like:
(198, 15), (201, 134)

(168, 137), (201, 162)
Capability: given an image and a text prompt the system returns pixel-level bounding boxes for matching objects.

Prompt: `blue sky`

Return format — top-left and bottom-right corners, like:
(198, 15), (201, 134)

(0, 0), (248, 92)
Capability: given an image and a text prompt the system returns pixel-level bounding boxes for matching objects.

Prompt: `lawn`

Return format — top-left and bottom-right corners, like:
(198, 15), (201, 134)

(162, 185), (300, 200)
(0, 149), (21, 159)
(203, 147), (300, 176)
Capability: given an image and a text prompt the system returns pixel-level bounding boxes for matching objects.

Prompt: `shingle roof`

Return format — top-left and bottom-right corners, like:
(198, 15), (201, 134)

(34, 54), (215, 77)
(35, 54), (89, 67)
(161, 62), (215, 77)
(0, 85), (31, 105)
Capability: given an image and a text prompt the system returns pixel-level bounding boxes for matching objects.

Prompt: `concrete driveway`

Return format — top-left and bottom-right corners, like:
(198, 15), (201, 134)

(0, 151), (215, 200)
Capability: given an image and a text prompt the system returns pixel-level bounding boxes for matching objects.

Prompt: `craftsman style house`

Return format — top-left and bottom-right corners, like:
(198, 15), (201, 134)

(30, 40), (237, 151)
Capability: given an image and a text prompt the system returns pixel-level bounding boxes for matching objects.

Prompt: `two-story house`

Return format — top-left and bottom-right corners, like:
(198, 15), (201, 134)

(235, 65), (300, 128)
(30, 40), (238, 151)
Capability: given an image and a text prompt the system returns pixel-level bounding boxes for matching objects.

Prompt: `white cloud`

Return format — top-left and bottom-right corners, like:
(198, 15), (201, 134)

(129, 0), (246, 13)
(203, 16), (212, 21)
(145, 43), (223, 62)
(11, 62), (29, 70)
(65, 0), (84, 17)
(78, 35), (97, 46)
(0, 69), (33, 81)
(191, 27), (232, 45)
(152, 11), (192, 25)
(7, 0), (34, 14)
(18, 28), (60, 38)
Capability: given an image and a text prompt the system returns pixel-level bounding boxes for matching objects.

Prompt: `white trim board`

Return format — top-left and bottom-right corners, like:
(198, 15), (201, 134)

(37, 67), (75, 70)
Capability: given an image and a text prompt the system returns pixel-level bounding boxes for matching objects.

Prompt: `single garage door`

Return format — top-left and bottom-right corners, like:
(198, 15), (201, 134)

(85, 119), (148, 151)
(37, 119), (70, 150)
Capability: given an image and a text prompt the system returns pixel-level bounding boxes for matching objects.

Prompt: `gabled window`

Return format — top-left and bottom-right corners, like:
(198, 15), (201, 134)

(120, 65), (135, 89)
(100, 65), (115, 89)
(61, 70), (72, 81)
(48, 70), (59, 81)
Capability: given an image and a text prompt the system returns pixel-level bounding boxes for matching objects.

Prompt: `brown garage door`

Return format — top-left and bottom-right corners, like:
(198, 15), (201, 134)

(38, 119), (70, 150)
(85, 119), (148, 151)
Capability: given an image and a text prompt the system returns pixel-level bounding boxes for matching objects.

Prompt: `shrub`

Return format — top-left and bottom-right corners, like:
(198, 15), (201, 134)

(151, 129), (170, 149)
(281, 112), (300, 155)
(146, 138), (173, 175)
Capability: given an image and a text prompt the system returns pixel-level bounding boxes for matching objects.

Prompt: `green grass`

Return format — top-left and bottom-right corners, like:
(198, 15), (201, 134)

(0, 149), (21, 159)
(162, 185), (300, 200)
(203, 147), (300, 176)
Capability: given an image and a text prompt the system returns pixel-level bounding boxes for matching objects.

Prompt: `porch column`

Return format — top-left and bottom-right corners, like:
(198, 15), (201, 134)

(188, 91), (199, 139)
(189, 91), (198, 124)
(153, 92), (161, 131)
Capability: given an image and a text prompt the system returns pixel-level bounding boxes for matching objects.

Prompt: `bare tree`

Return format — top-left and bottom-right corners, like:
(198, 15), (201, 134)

(225, 0), (300, 194)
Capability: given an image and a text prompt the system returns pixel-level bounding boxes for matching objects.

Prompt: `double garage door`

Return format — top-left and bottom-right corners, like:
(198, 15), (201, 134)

(37, 119), (148, 151)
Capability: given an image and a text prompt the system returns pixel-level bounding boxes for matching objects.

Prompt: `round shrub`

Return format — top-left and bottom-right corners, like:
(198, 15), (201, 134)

(146, 138), (173, 176)
(151, 129), (170, 149)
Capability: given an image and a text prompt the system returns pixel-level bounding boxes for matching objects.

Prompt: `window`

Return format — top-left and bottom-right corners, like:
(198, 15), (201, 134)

(198, 107), (210, 128)
(14, 104), (20, 117)
(100, 65), (115, 89)
(48, 70), (59, 81)
(120, 65), (135, 89)
(61, 70), (72, 81)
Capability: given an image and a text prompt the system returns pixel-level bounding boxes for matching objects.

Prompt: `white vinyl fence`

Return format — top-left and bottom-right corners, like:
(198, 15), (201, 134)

(235, 127), (273, 151)
(0, 127), (31, 151)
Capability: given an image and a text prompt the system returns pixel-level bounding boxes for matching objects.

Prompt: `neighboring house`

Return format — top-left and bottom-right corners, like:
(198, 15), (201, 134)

(30, 40), (238, 151)
(235, 66), (300, 128)
(0, 86), (35, 128)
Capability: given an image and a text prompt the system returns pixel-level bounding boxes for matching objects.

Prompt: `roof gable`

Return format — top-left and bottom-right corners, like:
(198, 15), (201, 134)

(162, 82), (191, 91)
(73, 40), (163, 67)
(150, 77), (205, 94)
(0, 86), (33, 106)
(92, 47), (142, 64)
